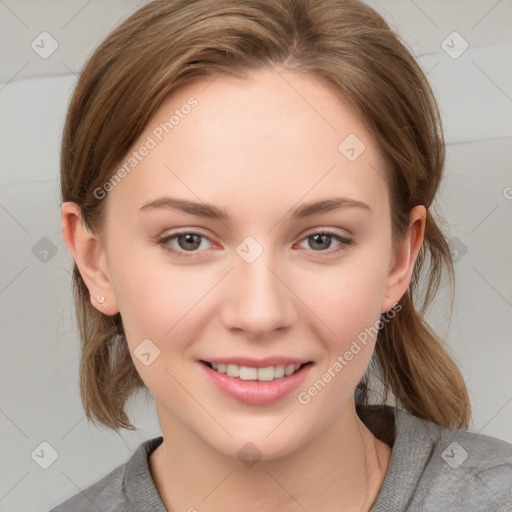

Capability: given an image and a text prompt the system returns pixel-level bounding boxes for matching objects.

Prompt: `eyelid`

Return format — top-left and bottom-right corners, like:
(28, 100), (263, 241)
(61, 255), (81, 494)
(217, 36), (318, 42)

(295, 230), (354, 253)
(301, 226), (352, 240)
(158, 227), (213, 239)
(155, 229), (219, 260)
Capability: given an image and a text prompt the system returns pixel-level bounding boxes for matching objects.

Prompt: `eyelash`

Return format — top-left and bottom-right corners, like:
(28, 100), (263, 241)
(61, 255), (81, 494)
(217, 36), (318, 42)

(157, 230), (354, 259)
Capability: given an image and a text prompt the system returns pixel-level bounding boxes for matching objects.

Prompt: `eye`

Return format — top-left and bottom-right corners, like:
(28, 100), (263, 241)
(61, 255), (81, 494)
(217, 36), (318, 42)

(297, 231), (354, 255)
(158, 231), (214, 258)
(157, 229), (354, 259)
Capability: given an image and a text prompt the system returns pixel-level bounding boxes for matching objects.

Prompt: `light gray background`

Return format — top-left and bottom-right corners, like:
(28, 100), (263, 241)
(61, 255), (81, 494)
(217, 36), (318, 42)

(0, 1), (511, 511)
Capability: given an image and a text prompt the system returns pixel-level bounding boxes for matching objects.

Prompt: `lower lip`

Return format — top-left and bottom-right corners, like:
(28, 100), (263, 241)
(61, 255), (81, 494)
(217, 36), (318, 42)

(198, 361), (313, 406)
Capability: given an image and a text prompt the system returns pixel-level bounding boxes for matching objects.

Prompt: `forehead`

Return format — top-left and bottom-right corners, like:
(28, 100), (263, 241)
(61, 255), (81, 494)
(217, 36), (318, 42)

(106, 68), (389, 222)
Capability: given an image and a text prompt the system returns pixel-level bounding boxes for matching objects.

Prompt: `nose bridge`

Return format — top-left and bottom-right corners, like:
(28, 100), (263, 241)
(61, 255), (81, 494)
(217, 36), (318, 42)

(223, 238), (296, 336)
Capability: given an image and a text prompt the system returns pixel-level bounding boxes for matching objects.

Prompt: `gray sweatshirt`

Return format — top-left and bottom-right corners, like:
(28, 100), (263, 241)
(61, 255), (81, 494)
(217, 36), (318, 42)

(49, 405), (512, 511)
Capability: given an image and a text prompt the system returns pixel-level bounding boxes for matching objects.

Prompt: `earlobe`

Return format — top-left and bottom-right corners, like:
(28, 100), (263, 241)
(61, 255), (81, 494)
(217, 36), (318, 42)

(380, 205), (426, 314)
(61, 202), (119, 316)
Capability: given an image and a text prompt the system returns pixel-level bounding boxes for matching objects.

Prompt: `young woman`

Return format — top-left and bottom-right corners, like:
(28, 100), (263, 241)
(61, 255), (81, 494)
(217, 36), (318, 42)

(51, 0), (512, 510)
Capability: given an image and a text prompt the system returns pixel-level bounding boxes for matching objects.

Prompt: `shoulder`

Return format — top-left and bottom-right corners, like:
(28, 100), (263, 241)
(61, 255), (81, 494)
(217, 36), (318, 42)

(418, 421), (512, 510)
(396, 408), (512, 511)
(48, 436), (164, 512)
(48, 463), (128, 512)
(359, 405), (512, 511)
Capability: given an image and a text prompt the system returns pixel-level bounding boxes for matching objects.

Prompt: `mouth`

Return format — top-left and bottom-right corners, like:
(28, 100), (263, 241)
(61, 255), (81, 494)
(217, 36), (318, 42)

(198, 358), (314, 405)
(200, 360), (313, 382)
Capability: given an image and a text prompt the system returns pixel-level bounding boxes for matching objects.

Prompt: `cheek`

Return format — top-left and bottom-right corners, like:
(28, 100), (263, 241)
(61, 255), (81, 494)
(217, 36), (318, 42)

(299, 256), (389, 346)
(107, 250), (200, 390)
(292, 250), (390, 403)
(107, 237), (197, 331)
(295, 268), (384, 411)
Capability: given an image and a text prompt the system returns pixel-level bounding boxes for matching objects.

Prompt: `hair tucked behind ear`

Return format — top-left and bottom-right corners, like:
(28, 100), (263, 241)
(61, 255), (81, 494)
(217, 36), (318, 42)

(61, 0), (470, 431)
(357, 205), (470, 429)
(72, 266), (145, 431)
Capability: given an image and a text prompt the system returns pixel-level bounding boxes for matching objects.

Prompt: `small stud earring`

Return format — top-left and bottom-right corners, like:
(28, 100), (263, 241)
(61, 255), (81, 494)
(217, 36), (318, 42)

(97, 296), (105, 304)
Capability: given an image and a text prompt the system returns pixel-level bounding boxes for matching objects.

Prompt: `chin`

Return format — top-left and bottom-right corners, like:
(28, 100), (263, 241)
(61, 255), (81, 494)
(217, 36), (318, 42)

(201, 425), (309, 464)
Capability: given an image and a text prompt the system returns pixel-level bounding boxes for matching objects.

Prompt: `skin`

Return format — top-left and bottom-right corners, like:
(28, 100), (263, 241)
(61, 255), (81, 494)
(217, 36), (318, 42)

(62, 67), (426, 511)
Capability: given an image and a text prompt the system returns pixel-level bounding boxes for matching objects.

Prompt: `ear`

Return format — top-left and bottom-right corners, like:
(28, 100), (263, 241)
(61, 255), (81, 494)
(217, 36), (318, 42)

(380, 205), (426, 314)
(61, 202), (119, 316)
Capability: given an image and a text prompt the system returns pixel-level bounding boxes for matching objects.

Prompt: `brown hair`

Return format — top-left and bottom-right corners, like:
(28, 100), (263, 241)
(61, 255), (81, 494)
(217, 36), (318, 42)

(60, 0), (471, 432)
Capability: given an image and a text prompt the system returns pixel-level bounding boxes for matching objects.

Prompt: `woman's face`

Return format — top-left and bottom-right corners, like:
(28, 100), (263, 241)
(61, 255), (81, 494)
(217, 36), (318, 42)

(98, 68), (417, 460)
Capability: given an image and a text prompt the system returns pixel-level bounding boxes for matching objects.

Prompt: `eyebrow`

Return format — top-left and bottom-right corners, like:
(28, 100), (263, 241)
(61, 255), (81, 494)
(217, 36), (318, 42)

(139, 196), (372, 220)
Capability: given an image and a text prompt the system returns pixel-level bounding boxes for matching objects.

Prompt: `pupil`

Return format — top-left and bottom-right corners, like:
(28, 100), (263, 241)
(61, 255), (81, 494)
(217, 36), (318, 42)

(310, 233), (330, 250)
(180, 233), (201, 250)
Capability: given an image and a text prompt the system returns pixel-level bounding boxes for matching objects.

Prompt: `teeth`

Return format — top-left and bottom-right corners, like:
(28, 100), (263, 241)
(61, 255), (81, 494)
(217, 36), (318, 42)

(240, 366), (258, 380)
(257, 367), (275, 381)
(209, 363), (302, 381)
(274, 365), (285, 378)
(284, 364), (296, 376)
(226, 364), (239, 377)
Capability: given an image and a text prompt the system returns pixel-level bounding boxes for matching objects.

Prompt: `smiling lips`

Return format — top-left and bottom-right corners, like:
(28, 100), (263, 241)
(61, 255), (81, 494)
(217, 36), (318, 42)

(199, 357), (313, 405)
(201, 357), (312, 381)
(207, 361), (304, 381)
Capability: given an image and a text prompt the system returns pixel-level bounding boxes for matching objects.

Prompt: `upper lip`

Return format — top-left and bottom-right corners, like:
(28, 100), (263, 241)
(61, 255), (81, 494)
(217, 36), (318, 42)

(200, 357), (312, 368)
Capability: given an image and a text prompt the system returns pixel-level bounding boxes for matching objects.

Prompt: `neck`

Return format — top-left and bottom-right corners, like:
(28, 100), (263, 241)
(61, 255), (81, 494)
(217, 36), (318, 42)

(150, 402), (391, 512)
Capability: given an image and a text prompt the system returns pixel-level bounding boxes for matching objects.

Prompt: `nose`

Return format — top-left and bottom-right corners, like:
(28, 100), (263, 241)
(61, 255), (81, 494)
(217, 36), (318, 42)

(221, 249), (297, 339)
